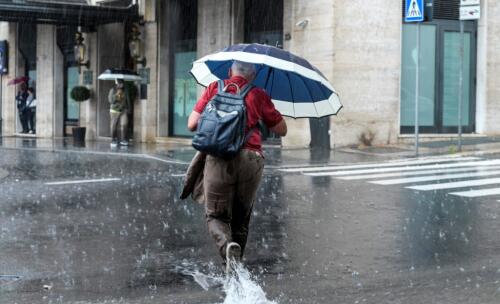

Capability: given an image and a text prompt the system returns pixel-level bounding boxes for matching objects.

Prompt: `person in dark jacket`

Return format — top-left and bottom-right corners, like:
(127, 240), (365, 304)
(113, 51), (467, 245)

(26, 87), (36, 134)
(16, 83), (29, 133)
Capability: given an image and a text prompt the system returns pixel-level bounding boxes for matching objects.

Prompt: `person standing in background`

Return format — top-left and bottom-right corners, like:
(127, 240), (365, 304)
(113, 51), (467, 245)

(108, 79), (131, 148)
(16, 83), (29, 133)
(26, 87), (36, 134)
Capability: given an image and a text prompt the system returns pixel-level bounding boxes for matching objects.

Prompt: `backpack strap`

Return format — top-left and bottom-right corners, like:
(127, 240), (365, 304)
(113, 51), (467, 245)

(217, 80), (225, 93)
(239, 83), (255, 98)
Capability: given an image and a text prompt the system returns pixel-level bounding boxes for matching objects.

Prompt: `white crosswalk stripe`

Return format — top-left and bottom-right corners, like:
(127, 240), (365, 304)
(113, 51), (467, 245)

(449, 188), (500, 198)
(337, 165), (500, 180)
(406, 177), (500, 191)
(370, 170), (500, 185)
(280, 156), (480, 173)
(303, 159), (500, 177)
(285, 156), (500, 199)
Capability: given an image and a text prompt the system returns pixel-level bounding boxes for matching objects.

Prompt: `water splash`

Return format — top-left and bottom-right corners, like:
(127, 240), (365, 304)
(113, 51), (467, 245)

(179, 262), (277, 304)
(222, 263), (277, 304)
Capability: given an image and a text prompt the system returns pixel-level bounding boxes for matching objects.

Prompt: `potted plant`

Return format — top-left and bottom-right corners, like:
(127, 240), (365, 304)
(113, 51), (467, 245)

(70, 86), (91, 145)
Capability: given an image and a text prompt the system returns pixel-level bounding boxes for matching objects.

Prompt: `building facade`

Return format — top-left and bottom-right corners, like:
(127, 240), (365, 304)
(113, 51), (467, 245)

(0, 0), (498, 149)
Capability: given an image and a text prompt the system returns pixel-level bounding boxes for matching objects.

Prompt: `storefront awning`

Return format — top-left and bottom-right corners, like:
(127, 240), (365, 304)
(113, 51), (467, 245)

(0, 0), (139, 26)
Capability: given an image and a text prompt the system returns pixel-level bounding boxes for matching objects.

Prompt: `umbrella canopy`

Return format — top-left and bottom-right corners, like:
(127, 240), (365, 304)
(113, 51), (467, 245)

(98, 69), (142, 81)
(7, 76), (29, 86)
(190, 43), (342, 118)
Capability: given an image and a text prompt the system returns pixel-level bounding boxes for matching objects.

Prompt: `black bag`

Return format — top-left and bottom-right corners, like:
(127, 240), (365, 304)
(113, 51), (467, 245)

(192, 80), (254, 159)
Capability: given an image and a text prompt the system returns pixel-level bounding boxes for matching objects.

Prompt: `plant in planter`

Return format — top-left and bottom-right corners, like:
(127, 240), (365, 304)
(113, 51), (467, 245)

(70, 86), (91, 145)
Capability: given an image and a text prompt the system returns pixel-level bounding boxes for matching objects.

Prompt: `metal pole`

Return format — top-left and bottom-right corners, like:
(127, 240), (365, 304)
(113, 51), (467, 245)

(415, 23), (420, 157)
(458, 20), (464, 152)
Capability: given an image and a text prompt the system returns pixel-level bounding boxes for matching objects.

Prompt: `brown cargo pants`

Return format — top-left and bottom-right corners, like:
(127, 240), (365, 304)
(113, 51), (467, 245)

(204, 149), (264, 261)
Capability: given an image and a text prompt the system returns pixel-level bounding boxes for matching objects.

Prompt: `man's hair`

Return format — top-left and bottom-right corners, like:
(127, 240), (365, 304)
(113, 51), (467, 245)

(231, 61), (256, 79)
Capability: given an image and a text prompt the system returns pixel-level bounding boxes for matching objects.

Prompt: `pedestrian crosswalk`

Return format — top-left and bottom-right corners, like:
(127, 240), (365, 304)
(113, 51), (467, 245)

(280, 156), (500, 199)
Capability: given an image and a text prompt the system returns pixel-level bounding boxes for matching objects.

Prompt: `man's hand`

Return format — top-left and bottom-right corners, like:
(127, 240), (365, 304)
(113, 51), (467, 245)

(270, 119), (287, 137)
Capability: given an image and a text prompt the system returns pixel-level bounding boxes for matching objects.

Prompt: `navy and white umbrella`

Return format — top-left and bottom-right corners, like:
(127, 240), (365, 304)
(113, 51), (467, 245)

(190, 43), (342, 118)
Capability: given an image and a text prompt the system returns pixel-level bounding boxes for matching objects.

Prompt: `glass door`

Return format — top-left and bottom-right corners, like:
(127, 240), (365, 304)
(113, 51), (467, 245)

(400, 20), (477, 134)
(439, 23), (476, 133)
(168, 0), (198, 137)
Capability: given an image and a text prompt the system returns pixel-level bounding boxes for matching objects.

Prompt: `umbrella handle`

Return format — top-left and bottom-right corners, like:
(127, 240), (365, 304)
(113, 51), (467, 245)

(223, 83), (241, 94)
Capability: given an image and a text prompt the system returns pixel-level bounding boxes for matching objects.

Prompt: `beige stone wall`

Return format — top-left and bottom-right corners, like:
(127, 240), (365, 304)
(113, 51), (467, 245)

(36, 24), (64, 138)
(79, 32), (98, 140)
(197, 0), (233, 57)
(133, 22), (158, 143)
(483, 0), (500, 134)
(331, 0), (402, 147)
(0, 22), (18, 136)
(283, 0), (334, 148)
(282, 0), (401, 148)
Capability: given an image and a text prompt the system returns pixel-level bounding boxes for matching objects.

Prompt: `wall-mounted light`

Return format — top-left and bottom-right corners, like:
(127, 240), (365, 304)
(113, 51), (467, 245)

(74, 30), (89, 73)
(129, 23), (146, 67)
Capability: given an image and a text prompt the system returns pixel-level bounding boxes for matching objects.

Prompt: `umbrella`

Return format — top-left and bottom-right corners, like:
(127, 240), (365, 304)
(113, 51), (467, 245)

(190, 43), (342, 118)
(8, 76), (29, 86)
(98, 69), (142, 81)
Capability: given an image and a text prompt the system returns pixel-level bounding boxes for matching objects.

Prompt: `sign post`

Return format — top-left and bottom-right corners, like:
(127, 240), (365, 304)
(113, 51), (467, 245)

(458, 0), (480, 152)
(405, 0), (424, 157)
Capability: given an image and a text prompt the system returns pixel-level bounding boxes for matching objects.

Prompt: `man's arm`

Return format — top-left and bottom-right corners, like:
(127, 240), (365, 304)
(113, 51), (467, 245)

(108, 88), (115, 104)
(270, 119), (287, 137)
(187, 111), (201, 131)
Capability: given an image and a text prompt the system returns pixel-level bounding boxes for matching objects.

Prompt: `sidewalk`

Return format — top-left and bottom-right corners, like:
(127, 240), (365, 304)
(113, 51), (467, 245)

(2, 135), (500, 168)
(339, 135), (500, 158)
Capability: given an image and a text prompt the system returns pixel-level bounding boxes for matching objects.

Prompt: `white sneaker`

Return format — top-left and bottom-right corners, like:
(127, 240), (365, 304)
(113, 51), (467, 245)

(119, 141), (129, 146)
(110, 141), (118, 148)
(225, 242), (241, 275)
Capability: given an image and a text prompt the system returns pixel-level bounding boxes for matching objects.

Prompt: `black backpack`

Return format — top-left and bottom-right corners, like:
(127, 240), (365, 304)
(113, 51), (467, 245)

(192, 80), (255, 159)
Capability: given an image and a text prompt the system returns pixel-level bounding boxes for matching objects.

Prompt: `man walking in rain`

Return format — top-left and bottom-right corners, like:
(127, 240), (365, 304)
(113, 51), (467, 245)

(108, 79), (130, 148)
(186, 61), (287, 272)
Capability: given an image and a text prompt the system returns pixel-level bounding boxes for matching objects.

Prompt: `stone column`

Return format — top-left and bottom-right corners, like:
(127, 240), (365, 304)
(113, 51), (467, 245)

(483, 0), (500, 134)
(36, 24), (64, 138)
(79, 31), (98, 141)
(0, 22), (18, 136)
(475, 0), (487, 133)
(133, 21), (158, 143)
(197, 0), (233, 57)
(330, 0), (401, 147)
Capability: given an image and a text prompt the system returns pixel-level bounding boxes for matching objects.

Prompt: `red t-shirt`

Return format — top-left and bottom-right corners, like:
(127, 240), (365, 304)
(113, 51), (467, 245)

(193, 76), (283, 153)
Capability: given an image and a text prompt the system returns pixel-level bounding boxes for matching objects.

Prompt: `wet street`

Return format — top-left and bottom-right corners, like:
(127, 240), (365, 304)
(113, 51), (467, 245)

(1, 143), (500, 304)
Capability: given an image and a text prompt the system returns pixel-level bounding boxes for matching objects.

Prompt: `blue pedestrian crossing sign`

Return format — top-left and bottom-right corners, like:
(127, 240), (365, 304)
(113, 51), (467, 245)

(405, 0), (424, 22)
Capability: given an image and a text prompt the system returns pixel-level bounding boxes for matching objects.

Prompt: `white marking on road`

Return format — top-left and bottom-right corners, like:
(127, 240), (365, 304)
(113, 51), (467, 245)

(171, 173), (186, 177)
(449, 187), (500, 198)
(303, 159), (500, 177)
(337, 165), (500, 180)
(280, 156), (479, 173)
(371, 170), (500, 185)
(45, 178), (121, 185)
(406, 177), (500, 191)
